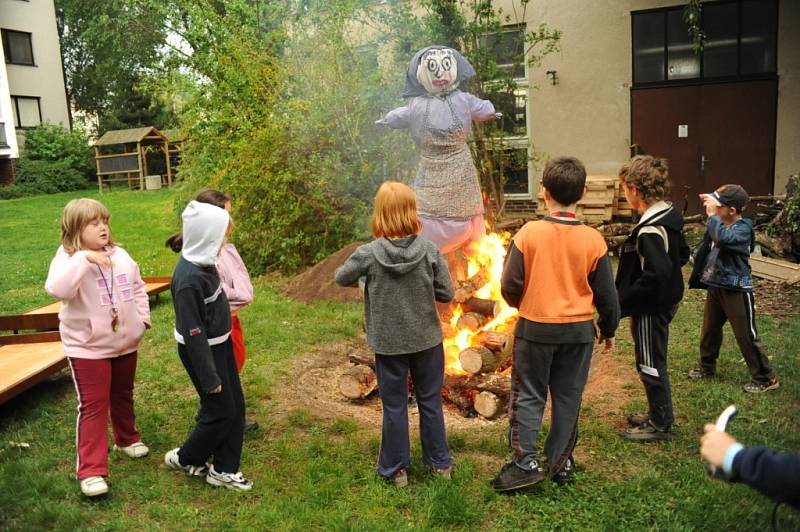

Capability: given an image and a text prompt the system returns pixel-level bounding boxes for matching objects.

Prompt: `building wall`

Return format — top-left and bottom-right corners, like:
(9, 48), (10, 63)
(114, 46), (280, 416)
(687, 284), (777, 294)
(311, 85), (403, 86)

(1, 0), (70, 145)
(493, 0), (798, 199)
(0, 37), (19, 160)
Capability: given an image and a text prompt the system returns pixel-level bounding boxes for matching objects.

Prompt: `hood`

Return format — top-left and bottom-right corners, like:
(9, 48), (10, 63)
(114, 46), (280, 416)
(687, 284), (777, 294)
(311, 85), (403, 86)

(638, 201), (684, 233)
(371, 236), (428, 275)
(181, 200), (230, 266)
(403, 45), (476, 98)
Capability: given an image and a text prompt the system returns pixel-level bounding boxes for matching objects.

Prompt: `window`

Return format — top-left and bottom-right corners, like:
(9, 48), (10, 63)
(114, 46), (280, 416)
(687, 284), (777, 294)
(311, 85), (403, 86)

(480, 25), (526, 80)
(491, 146), (530, 195)
(631, 0), (777, 86)
(11, 96), (41, 128)
(2, 29), (34, 65)
(490, 87), (527, 136)
(0, 123), (8, 148)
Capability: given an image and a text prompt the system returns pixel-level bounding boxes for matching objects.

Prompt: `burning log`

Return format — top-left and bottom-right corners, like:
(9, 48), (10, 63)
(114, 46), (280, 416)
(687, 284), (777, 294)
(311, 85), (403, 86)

(348, 350), (375, 369)
(474, 330), (512, 355)
(474, 391), (504, 419)
(454, 268), (490, 303)
(459, 346), (497, 374)
(456, 312), (488, 331)
(460, 297), (498, 318)
(442, 373), (511, 418)
(440, 321), (456, 339)
(338, 364), (377, 399)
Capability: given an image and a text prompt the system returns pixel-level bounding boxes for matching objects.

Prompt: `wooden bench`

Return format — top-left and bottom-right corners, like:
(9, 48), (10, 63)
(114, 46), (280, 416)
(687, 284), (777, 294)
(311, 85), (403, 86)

(0, 331), (66, 404)
(0, 276), (171, 405)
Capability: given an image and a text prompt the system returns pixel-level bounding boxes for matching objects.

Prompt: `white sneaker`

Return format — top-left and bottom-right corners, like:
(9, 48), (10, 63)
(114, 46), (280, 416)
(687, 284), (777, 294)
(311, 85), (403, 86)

(80, 476), (108, 497)
(114, 441), (149, 458)
(206, 465), (253, 491)
(164, 448), (209, 476)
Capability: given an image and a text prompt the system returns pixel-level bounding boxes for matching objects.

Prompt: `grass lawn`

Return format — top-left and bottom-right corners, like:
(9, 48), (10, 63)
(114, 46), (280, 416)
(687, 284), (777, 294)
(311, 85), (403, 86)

(1, 190), (798, 530)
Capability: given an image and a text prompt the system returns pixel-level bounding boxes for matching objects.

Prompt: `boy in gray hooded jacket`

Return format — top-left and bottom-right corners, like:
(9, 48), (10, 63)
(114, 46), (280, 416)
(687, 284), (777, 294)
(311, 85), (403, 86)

(335, 181), (455, 487)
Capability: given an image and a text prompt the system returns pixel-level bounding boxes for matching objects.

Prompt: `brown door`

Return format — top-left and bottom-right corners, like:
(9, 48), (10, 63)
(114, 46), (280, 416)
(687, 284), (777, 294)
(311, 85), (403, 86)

(631, 79), (777, 214)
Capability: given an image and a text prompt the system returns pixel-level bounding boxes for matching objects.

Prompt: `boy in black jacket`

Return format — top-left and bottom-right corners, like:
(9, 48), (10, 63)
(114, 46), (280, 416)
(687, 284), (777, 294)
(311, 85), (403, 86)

(688, 184), (778, 392)
(615, 156), (689, 442)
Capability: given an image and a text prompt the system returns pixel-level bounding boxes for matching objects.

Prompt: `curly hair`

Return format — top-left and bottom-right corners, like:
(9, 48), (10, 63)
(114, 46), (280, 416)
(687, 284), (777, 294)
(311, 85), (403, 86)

(619, 155), (671, 202)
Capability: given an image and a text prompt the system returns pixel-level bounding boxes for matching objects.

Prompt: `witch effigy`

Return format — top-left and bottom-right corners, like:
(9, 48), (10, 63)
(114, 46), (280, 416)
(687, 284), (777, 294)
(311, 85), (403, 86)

(376, 46), (498, 255)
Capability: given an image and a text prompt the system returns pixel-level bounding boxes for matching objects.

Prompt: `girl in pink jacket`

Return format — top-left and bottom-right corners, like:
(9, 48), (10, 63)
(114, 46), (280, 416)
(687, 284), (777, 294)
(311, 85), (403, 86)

(45, 198), (151, 498)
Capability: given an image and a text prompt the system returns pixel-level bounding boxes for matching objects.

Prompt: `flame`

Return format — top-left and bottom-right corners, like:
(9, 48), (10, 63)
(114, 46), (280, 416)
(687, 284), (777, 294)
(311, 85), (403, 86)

(442, 231), (519, 375)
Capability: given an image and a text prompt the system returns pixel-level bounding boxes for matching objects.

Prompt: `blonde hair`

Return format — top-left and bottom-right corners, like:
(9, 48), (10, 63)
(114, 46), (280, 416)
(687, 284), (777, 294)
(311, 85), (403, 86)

(619, 155), (671, 202)
(371, 181), (422, 239)
(60, 198), (115, 254)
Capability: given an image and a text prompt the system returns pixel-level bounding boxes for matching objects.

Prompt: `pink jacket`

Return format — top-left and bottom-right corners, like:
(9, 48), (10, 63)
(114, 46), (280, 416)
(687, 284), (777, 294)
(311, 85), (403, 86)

(216, 243), (253, 313)
(45, 246), (151, 359)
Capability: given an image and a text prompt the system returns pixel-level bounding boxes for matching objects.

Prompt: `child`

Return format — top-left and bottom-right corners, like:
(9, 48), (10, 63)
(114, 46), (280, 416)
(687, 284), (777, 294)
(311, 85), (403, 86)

(45, 198), (151, 497)
(164, 200), (252, 491)
(334, 181), (455, 487)
(490, 156), (619, 492)
(615, 155), (689, 442)
(688, 184), (779, 392)
(166, 189), (257, 429)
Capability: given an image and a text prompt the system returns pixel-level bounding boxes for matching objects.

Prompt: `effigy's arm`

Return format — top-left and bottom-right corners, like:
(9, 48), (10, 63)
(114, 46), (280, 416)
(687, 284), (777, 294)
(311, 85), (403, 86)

(465, 93), (497, 122)
(375, 105), (411, 129)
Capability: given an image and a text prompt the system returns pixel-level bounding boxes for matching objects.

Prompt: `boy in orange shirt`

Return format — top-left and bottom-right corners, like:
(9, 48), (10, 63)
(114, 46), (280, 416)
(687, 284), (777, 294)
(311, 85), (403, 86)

(490, 156), (620, 492)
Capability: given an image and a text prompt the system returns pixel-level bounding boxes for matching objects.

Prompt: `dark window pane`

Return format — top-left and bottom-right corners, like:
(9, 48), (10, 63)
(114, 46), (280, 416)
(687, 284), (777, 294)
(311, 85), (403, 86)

(740, 0), (776, 74)
(2, 30), (34, 65)
(481, 27), (526, 79)
(703, 2), (738, 77)
(667, 9), (699, 79)
(493, 148), (529, 195)
(633, 12), (665, 83)
(489, 89), (527, 136)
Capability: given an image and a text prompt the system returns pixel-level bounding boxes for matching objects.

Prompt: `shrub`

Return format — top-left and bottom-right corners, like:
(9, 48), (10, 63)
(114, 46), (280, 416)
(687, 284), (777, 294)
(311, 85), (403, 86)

(9, 159), (89, 197)
(20, 123), (94, 179)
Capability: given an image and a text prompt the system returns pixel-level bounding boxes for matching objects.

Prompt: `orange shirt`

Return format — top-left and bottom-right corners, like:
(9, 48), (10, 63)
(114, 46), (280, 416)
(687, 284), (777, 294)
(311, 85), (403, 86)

(512, 220), (608, 324)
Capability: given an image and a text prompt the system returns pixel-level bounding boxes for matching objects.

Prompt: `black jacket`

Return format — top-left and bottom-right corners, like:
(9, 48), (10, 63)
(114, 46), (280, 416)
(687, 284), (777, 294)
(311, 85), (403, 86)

(689, 216), (755, 291)
(615, 203), (690, 317)
(732, 447), (800, 509)
(171, 256), (232, 393)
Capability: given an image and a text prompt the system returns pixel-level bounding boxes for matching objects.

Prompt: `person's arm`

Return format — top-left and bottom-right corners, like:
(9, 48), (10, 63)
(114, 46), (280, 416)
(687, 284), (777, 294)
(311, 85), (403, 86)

(375, 106), (411, 129)
(500, 241), (525, 308)
(619, 231), (672, 306)
(465, 92), (497, 122)
(432, 250), (455, 303)
(45, 248), (95, 300)
(217, 246), (254, 310)
(706, 217), (751, 255)
(588, 254), (620, 351)
(131, 261), (151, 329)
(335, 247), (368, 287)
(174, 287), (220, 393)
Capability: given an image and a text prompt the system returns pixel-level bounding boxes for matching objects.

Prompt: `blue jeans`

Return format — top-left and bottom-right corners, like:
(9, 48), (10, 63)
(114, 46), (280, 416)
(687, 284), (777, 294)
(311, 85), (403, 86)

(374, 343), (452, 477)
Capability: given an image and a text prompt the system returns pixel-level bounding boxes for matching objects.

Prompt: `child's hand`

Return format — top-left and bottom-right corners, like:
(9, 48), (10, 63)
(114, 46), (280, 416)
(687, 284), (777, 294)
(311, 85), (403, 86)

(209, 385), (222, 394)
(700, 424), (737, 468)
(85, 250), (111, 267)
(700, 194), (721, 218)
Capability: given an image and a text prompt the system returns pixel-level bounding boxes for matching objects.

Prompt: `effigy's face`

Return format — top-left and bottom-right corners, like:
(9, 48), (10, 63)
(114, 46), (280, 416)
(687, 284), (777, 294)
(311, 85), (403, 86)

(416, 48), (458, 95)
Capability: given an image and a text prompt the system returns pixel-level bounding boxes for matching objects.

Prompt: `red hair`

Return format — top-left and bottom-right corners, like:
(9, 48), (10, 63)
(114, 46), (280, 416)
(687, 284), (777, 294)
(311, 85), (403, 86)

(371, 181), (422, 238)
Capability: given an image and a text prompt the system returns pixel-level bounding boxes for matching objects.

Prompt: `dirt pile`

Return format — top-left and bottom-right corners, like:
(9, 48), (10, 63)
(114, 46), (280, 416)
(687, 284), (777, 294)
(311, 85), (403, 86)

(283, 242), (364, 304)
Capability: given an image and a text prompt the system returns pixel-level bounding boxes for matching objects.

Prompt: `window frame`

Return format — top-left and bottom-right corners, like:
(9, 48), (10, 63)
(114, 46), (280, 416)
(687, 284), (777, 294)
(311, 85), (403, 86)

(1, 28), (35, 66)
(10, 95), (42, 128)
(630, 0), (778, 88)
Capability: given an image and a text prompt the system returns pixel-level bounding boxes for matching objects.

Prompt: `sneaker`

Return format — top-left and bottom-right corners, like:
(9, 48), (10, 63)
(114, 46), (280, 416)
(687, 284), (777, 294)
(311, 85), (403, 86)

(390, 467), (409, 487)
(743, 377), (779, 393)
(80, 476), (109, 497)
(626, 413), (649, 427)
(244, 419), (259, 432)
(688, 367), (715, 379)
(551, 457), (575, 486)
(620, 421), (672, 442)
(113, 441), (149, 458)
(164, 448), (209, 477)
(206, 465), (253, 491)
(490, 461), (545, 492)
(431, 465), (453, 480)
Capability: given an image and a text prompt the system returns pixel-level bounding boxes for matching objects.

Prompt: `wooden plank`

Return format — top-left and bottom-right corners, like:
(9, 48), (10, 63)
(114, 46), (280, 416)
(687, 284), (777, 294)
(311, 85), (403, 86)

(750, 256), (800, 284)
(0, 336), (66, 404)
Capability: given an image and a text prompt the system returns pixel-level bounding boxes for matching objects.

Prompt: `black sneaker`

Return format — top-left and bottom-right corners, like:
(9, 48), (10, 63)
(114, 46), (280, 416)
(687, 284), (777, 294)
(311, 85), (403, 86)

(490, 461), (544, 492)
(688, 367), (715, 379)
(626, 413), (649, 427)
(551, 457), (575, 486)
(620, 421), (672, 442)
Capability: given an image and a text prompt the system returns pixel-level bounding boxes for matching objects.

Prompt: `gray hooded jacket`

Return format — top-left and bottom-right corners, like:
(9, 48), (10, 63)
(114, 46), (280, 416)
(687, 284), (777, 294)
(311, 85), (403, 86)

(335, 236), (454, 355)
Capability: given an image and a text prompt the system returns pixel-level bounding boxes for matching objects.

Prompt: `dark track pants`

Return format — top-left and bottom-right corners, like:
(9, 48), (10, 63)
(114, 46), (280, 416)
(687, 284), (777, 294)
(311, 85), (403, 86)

(177, 340), (245, 474)
(699, 287), (774, 383)
(631, 308), (676, 430)
(507, 338), (593, 477)
(374, 344), (451, 478)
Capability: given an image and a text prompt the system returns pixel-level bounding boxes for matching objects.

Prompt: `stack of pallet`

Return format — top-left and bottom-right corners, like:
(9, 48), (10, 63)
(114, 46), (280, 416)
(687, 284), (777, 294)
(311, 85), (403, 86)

(536, 176), (633, 223)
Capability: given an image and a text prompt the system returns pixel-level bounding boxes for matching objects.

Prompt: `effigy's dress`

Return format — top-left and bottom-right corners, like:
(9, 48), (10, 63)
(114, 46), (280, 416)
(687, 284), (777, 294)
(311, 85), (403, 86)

(378, 90), (495, 253)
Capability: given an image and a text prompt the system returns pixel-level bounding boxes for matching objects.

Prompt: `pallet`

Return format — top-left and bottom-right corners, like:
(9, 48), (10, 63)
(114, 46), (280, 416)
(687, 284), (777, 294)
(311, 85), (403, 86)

(536, 175), (628, 223)
(0, 331), (66, 405)
(750, 256), (800, 283)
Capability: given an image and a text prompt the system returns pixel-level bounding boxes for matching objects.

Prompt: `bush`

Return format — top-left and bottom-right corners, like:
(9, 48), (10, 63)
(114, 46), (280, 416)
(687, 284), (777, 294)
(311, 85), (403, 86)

(3, 159), (89, 198)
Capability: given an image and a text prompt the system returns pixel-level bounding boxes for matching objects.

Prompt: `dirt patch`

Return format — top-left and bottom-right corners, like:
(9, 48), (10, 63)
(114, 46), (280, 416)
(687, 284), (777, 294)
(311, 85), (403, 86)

(271, 335), (638, 432)
(282, 242), (364, 304)
(754, 279), (800, 316)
